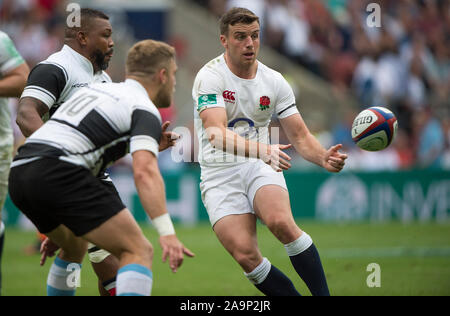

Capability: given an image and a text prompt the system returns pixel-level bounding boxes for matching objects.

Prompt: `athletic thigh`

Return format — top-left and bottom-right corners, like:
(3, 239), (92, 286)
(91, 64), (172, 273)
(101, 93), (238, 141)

(82, 209), (151, 263)
(45, 224), (88, 263)
(253, 185), (302, 244)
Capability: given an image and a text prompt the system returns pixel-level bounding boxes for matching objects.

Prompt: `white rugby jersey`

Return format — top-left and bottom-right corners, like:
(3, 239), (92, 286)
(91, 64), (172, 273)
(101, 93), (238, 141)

(193, 54), (299, 168)
(0, 31), (26, 148)
(12, 79), (162, 177)
(20, 44), (111, 119)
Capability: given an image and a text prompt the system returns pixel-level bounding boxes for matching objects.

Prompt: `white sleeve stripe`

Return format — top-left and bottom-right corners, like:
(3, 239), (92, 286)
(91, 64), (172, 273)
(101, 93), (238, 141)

(130, 135), (159, 158)
(21, 86), (56, 108)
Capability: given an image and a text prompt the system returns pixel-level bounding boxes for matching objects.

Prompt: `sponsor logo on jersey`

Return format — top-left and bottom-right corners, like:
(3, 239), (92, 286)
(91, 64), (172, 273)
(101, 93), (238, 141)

(259, 96), (270, 111)
(197, 94), (217, 111)
(223, 90), (236, 103)
(72, 83), (89, 88)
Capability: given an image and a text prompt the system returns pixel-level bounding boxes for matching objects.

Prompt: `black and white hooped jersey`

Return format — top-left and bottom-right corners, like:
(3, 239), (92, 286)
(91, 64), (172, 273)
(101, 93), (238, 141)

(20, 45), (111, 118)
(12, 79), (162, 177)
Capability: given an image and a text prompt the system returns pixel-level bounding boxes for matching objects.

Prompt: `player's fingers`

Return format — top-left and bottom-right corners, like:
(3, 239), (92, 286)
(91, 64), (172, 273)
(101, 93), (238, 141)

(330, 144), (343, 153)
(170, 248), (182, 272)
(162, 246), (169, 263)
(328, 156), (345, 164)
(278, 158), (291, 170)
(170, 131), (181, 140)
(183, 246), (195, 257)
(328, 159), (344, 171)
(40, 252), (47, 266)
(279, 144), (292, 150)
(161, 121), (171, 132)
(278, 150), (292, 162)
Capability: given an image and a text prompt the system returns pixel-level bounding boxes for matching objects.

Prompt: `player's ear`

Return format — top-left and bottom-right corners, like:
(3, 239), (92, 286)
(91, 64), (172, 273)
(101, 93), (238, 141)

(158, 67), (168, 85)
(220, 34), (228, 49)
(76, 31), (88, 47)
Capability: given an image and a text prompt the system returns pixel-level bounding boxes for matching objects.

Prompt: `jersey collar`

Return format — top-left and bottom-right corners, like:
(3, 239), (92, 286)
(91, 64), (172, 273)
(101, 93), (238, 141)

(124, 78), (149, 99)
(62, 44), (96, 75)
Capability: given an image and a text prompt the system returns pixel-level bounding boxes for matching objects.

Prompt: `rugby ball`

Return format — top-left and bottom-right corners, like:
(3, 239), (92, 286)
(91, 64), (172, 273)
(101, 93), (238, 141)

(351, 106), (398, 151)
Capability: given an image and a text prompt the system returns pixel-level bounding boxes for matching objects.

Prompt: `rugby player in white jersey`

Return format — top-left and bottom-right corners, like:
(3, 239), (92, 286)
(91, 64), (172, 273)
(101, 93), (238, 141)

(16, 8), (119, 296)
(193, 8), (347, 296)
(0, 31), (29, 295)
(9, 39), (194, 296)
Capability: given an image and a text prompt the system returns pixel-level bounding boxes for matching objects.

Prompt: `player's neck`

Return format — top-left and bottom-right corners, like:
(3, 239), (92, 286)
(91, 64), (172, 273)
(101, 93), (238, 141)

(126, 75), (158, 102)
(65, 42), (99, 74)
(224, 53), (257, 80)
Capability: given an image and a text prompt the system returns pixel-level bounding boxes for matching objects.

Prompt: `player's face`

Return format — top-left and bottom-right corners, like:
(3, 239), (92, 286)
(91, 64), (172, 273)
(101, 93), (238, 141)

(155, 58), (177, 108)
(87, 18), (114, 71)
(222, 21), (260, 68)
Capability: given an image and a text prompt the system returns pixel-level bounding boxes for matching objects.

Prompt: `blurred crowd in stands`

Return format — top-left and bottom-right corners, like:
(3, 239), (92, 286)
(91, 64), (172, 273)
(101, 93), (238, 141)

(195, 0), (450, 170)
(1, 0), (449, 170)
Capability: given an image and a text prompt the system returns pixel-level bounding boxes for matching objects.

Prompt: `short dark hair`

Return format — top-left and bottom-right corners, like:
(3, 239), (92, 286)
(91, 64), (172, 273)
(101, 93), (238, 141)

(219, 7), (260, 36)
(126, 39), (176, 77)
(65, 8), (110, 39)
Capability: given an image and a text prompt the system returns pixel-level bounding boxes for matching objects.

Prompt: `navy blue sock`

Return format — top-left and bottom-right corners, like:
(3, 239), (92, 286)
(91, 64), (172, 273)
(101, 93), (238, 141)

(245, 258), (300, 296)
(256, 265), (301, 296)
(289, 243), (330, 296)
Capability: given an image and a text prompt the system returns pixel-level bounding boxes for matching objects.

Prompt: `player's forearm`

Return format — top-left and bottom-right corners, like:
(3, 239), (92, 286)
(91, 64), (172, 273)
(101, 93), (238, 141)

(290, 132), (327, 168)
(0, 74), (27, 98)
(16, 104), (45, 137)
(208, 127), (267, 159)
(134, 166), (168, 220)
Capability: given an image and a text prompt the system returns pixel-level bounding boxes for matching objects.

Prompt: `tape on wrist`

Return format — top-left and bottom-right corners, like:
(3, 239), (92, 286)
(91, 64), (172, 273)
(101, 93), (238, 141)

(152, 213), (175, 236)
(0, 221), (5, 236)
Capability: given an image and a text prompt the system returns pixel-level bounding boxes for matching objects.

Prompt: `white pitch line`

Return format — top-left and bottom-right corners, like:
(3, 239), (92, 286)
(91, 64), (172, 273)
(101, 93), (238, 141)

(321, 247), (450, 258)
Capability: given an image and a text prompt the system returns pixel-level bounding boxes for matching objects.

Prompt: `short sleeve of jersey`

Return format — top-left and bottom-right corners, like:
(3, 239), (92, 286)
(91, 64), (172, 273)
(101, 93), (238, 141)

(275, 75), (299, 119)
(193, 68), (226, 113)
(129, 106), (162, 158)
(20, 63), (67, 109)
(0, 32), (25, 76)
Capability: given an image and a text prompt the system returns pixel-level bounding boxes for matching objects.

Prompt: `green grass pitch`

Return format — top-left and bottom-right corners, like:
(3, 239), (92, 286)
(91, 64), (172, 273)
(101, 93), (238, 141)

(2, 221), (450, 296)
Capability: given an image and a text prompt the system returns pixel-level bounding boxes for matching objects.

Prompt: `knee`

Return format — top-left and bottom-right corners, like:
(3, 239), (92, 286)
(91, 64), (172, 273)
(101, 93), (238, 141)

(232, 248), (261, 272)
(265, 214), (300, 244)
(135, 239), (154, 263)
(120, 238), (154, 266)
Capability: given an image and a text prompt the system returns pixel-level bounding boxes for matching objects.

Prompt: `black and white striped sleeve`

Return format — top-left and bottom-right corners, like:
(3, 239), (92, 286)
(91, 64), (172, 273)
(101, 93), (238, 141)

(20, 63), (67, 109)
(129, 107), (162, 157)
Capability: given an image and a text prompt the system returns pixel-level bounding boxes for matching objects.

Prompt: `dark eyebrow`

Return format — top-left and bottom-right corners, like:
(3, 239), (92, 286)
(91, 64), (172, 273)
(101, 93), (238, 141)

(233, 30), (260, 36)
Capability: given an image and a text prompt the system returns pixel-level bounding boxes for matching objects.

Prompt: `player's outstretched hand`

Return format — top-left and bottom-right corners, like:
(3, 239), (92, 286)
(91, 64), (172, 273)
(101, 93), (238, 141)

(261, 144), (292, 172)
(159, 121), (180, 152)
(39, 237), (60, 266)
(323, 144), (348, 173)
(159, 235), (195, 273)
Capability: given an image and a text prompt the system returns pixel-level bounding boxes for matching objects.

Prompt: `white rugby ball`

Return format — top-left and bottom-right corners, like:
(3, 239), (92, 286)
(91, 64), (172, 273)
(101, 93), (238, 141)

(351, 106), (398, 151)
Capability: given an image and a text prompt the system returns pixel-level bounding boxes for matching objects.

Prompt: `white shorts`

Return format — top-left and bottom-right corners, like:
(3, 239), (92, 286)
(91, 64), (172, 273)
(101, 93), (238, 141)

(0, 145), (13, 211)
(200, 160), (288, 227)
